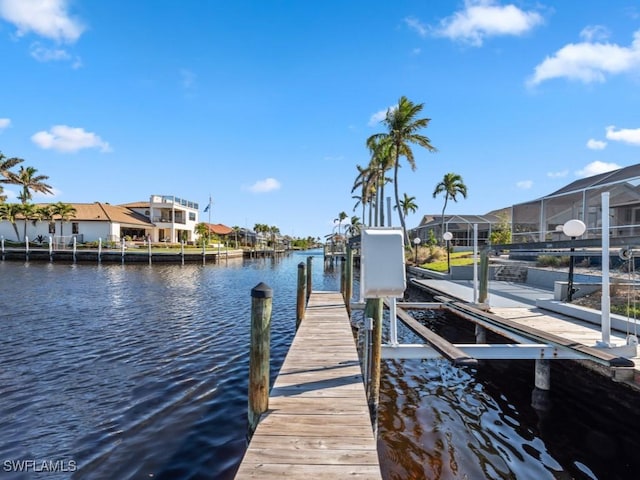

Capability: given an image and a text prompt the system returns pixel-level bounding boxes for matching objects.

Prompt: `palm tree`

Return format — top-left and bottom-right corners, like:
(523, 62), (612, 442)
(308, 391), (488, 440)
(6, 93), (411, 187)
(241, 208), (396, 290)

(367, 137), (395, 227)
(3, 166), (53, 204)
(194, 222), (210, 247)
(0, 203), (23, 241)
(367, 96), (437, 245)
(19, 203), (37, 242)
(334, 211), (348, 237)
(345, 215), (362, 238)
(232, 225), (240, 248)
(395, 193), (419, 219)
(433, 172), (468, 243)
(50, 202), (77, 238)
(351, 164), (374, 227)
(0, 153), (24, 202)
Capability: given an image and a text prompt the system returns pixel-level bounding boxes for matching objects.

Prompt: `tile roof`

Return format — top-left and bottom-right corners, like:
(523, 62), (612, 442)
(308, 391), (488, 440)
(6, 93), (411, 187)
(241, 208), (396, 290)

(207, 223), (233, 235)
(31, 202), (154, 227)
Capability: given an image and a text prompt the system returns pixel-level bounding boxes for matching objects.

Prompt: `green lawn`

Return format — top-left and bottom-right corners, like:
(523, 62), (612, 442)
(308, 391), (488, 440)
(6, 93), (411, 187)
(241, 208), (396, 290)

(419, 251), (477, 272)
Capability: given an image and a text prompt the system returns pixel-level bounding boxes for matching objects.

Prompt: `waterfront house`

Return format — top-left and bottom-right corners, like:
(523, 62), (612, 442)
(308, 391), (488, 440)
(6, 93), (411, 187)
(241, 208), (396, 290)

(512, 163), (640, 243)
(409, 210), (508, 247)
(0, 194), (200, 245)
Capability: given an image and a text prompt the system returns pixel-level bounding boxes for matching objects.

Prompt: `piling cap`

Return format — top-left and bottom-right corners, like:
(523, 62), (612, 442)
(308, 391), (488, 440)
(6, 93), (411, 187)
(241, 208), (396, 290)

(251, 282), (273, 298)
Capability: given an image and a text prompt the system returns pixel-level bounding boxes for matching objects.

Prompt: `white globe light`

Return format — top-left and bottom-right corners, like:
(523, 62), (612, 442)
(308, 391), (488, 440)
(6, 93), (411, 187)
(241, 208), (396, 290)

(443, 231), (453, 241)
(562, 219), (586, 238)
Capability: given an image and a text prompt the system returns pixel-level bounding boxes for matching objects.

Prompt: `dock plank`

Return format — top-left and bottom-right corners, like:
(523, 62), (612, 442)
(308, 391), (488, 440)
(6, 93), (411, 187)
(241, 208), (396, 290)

(234, 291), (382, 479)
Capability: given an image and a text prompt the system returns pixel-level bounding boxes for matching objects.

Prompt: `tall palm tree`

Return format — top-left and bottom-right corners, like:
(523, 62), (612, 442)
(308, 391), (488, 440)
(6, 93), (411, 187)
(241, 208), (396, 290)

(367, 96), (437, 245)
(50, 202), (77, 238)
(0, 153), (24, 202)
(0, 202), (22, 241)
(3, 166), (53, 204)
(351, 164), (373, 227)
(433, 172), (468, 243)
(366, 137), (394, 227)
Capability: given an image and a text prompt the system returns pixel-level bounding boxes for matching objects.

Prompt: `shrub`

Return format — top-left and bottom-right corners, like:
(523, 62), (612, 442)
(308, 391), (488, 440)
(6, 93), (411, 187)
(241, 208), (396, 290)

(536, 255), (569, 267)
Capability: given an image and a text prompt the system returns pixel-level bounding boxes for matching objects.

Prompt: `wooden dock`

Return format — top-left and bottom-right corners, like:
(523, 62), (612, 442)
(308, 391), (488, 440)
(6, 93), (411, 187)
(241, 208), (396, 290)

(235, 291), (382, 479)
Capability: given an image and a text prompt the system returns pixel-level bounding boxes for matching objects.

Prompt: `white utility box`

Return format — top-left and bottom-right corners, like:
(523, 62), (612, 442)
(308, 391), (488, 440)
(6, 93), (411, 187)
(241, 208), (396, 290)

(361, 228), (406, 298)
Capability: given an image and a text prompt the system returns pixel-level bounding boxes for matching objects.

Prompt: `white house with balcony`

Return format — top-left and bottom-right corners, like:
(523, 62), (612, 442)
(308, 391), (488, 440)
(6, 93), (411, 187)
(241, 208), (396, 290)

(121, 195), (200, 243)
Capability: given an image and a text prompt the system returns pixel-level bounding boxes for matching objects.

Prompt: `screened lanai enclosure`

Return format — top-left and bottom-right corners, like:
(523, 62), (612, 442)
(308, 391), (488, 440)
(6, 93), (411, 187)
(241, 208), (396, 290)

(512, 164), (640, 243)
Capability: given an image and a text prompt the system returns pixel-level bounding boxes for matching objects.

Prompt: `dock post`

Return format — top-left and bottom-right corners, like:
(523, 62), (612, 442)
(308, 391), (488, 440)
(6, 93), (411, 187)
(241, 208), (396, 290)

(296, 262), (306, 329)
(248, 282), (273, 438)
(344, 246), (353, 315)
(306, 256), (313, 300)
(340, 255), (347, 296)
(475, 324), (487, 343)
(479, 248), (489, 304)
(532, 359), (552, 414)
(362, 316), (373, 393)
(367, 298), (383, 429)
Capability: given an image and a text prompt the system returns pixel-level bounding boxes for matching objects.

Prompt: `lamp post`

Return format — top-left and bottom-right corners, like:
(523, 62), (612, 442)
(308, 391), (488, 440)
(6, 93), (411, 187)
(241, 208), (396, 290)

(562, 219), (586, 302)
(443, 231), (453, 274)
(413, 236), (421, 265)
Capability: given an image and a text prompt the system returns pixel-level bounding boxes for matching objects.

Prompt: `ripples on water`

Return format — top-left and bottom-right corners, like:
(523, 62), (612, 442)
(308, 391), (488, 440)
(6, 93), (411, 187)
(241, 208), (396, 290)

(0, 251), (339, 479)
(357, 286), (640, 480)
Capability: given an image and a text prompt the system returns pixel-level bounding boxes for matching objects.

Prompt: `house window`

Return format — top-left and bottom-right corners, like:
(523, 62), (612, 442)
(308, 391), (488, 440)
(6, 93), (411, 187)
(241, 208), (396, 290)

(72, 222), (79, 234)
(49, 222), (55, 234)
(189, 212), (196, 221)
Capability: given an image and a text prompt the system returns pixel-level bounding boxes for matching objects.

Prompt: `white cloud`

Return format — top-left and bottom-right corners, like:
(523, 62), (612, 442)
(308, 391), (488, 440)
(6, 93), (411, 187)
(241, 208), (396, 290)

(368, 105), (397, 127)
(247, 178), (281, 194)
(586, 138), (607, 150)
(433, 0), (544, 47)
(575, 160), (620, 178)
(516, 180), (533, 189)
(580, 25), (610, 43)
(30, 42), (70, 61)
(0, 118), (10, 131)
(547, 170), (569, 178)
(528, 30), (640, 86)
(605, 125), (640, 145)
(368, 109), (388, 127)
(405, 16), (428, 38)
(31, 125), (111, 153)
(0, 0), (85, 43)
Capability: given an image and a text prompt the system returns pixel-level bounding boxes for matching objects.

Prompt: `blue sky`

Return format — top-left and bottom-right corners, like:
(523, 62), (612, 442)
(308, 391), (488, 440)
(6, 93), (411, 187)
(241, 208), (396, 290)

(1, 1), (640, 240)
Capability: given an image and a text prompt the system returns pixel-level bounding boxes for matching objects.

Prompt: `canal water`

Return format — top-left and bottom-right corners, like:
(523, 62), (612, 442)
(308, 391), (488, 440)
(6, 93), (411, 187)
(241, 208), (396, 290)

(0, 251), (639, 479)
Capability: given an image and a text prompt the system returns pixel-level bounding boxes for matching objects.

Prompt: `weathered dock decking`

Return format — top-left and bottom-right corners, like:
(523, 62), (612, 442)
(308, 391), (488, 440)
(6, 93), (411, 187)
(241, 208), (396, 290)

(235, 291), (382, 479)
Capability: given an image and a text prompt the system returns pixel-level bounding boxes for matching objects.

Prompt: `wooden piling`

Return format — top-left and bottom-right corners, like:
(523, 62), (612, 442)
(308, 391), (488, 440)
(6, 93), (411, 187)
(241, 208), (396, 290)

(306, 256), (313, 300)
(344, 246), (353, 315)
(366, 298), (383, 427)
(340, 255), (346, 296)
(479, 247), (489, 304)
(296, 262), (306, 329)
(248, 282), (273, 437)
